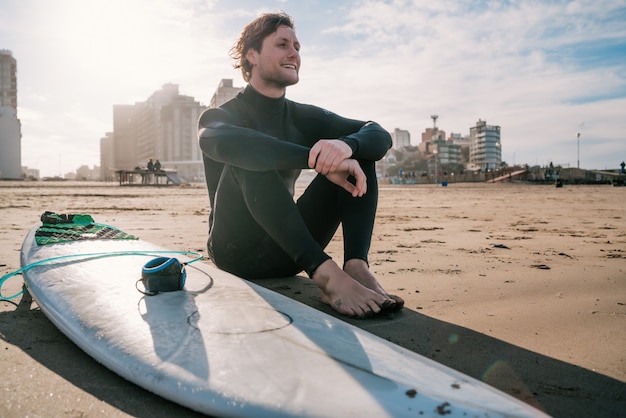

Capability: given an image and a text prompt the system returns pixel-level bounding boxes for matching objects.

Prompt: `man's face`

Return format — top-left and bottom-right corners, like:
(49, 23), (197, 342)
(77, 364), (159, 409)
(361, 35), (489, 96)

(247, 25), (301, 89)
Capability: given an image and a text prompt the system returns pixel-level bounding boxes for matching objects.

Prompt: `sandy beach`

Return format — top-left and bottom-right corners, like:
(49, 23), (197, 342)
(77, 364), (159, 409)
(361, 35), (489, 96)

(1, 181), (624, 417)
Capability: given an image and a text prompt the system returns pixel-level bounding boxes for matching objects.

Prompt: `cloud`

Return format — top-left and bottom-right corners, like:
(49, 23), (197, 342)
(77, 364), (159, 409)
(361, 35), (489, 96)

(3, 0), (625, 176)
(292, 0), (626, 168)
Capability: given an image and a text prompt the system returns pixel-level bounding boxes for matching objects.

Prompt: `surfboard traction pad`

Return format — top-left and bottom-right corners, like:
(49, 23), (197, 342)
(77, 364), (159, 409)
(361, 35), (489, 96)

(35, 212), (138, 245)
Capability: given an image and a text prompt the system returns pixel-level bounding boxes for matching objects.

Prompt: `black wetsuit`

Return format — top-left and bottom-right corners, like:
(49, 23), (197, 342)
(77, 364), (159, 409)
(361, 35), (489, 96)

(198, 85), (391, 279)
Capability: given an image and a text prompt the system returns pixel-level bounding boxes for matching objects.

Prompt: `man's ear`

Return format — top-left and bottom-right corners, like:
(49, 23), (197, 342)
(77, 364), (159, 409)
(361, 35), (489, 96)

(246, 48), (258, 66)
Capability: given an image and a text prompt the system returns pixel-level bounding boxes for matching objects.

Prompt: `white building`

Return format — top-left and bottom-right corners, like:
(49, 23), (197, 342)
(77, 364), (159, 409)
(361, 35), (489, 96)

(210, 79), (243, 108)
(0, 50), (21, 179)
(105, 80), (244, 182)
(100, 132), (115, 181)
(135, 83), (181, 165)
(160, 94), (206, 182)
(392, 128), (411, 149)
(469, 119), (501, 172)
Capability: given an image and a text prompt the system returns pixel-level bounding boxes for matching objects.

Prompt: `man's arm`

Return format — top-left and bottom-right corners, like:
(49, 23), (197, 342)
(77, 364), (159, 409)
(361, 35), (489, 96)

(294, 104), (392, 161)
(198, 108), (311, 171)
(337, 121), (393, 161)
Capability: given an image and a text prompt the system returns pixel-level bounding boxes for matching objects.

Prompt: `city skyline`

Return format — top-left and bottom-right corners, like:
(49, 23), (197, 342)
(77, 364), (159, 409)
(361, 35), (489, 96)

(1, 0), (625, 177)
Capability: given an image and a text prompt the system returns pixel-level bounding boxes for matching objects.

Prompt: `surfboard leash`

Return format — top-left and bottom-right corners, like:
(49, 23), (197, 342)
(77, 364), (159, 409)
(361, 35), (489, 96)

(0, 250), (204, 302)
(136, 256), (188, 296)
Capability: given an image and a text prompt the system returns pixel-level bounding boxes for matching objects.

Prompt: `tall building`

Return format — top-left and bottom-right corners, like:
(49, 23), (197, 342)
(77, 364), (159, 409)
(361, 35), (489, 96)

(392, 128), (411, 149)
(165, 78), (242, 181)
(112, 104), (136, 171)
(108, 84), (208, 181)
(209, 79), (243, 108)
(420, 116), (446, 155)
(135, 83), (180, 165)
(100, 132), (115, 181)
(105, 80), (244, 182)
(160, 94), (206, 181)
(469, 119), (501, 171)
(0, 50), (17, 109)
(0, 49), (22, 179)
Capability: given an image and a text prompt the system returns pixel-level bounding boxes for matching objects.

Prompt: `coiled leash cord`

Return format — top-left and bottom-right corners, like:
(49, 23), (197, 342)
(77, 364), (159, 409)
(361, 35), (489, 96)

(0, 250), (203, 302)
(136, 256), (188, 296)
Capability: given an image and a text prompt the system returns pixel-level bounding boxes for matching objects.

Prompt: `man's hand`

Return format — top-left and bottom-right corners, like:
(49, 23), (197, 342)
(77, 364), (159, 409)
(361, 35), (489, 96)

(308, 140), (353, 175)
(324, 159), (367, 197)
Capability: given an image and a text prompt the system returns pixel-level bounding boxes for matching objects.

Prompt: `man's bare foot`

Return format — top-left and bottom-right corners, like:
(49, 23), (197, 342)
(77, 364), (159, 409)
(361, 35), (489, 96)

(312, 259), (393, 318)
(343, 259), (404, 311)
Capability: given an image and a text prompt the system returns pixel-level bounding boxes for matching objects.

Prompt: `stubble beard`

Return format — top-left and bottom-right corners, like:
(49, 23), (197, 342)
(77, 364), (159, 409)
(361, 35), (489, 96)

(272, 71), (299, 89)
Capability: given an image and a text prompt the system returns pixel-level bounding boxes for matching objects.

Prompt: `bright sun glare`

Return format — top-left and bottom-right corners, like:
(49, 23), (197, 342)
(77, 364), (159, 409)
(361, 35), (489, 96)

(62, 3), (163, 83)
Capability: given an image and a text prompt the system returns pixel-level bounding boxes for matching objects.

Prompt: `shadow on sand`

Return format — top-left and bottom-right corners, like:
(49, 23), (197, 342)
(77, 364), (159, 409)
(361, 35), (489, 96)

(251, 276), (625, 418)
(2, 277), (624, 418)
(0, 287), (206, 418)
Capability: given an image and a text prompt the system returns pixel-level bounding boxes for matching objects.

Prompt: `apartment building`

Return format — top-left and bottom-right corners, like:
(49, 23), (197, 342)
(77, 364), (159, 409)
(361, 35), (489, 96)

(105, 80), (244, 182)
(0, 49), (21, 179)
(469, 119), (501, 171)
(392, 128), (411, 149)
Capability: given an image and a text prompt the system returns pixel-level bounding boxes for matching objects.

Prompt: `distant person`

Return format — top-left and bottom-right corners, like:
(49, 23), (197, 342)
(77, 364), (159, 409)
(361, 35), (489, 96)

(154, 160), (161, 171)
(198, 12), (403, 318)
(621, 161), (625, 174)
(143, 160), (154, 184)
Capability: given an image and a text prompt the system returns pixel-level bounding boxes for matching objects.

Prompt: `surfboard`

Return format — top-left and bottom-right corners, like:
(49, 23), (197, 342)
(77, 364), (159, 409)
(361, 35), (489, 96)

(20, 214), (549, 417)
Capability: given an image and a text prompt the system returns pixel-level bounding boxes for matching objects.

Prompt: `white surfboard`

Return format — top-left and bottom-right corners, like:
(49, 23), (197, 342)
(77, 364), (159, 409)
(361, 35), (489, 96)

(20, 217), (549, 417)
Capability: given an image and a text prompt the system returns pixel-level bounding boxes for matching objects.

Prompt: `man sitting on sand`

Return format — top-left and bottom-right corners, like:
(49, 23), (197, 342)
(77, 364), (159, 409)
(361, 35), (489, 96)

(198, 12), (403, 318)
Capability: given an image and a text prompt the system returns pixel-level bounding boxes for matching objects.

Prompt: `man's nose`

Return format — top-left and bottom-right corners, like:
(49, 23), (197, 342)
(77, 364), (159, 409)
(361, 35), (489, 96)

(288, 46), (299, 57)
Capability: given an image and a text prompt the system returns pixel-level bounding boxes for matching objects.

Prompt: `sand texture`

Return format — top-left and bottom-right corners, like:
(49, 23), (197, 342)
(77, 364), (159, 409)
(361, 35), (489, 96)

(1, 181), (624, 417)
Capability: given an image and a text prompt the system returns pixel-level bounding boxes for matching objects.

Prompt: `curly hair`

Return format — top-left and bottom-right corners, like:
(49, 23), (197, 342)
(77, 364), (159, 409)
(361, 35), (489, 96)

(230, 12), (295, 82)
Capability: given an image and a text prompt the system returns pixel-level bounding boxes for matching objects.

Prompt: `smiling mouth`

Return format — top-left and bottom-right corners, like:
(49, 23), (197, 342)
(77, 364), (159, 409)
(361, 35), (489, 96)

(282, 64), (297, 70)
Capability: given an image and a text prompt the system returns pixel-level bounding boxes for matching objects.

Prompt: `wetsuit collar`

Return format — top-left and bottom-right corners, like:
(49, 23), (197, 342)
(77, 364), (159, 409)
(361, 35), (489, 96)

(243, 84), (286, 114)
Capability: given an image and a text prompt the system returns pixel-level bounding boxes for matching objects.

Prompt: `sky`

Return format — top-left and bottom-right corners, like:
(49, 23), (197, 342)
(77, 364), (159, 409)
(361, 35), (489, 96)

(1, 0), (625, 177)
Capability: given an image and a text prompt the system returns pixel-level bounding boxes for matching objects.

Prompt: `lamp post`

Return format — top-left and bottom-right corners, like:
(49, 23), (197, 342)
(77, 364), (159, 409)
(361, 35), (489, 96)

(431, 115), (439, 185)
(577, 132), (580, 169)
(433, 149), (439, 185)
(496, 141), (501, 171)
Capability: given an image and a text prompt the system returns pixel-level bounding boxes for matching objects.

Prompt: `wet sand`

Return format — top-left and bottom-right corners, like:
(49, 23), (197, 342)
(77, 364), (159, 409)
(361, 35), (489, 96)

(1, 181), (624, 417)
